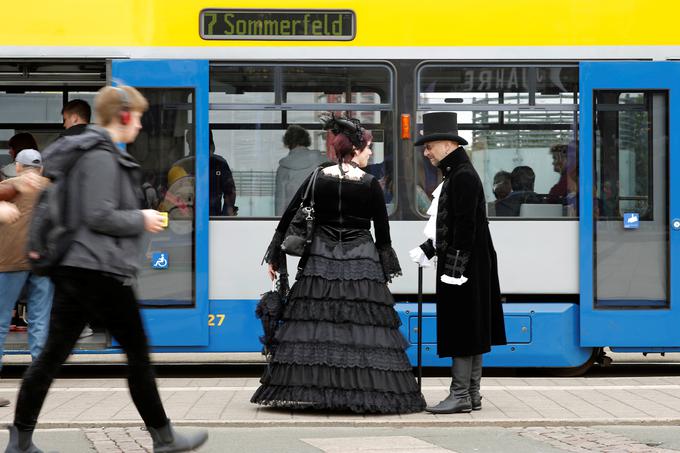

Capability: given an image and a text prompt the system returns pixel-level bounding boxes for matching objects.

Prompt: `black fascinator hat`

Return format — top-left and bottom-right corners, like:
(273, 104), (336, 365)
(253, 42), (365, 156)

(320, 113), (365, 148)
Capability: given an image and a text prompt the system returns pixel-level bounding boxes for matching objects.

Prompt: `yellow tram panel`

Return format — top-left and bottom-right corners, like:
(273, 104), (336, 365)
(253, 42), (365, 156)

(2, 0), (680, 48)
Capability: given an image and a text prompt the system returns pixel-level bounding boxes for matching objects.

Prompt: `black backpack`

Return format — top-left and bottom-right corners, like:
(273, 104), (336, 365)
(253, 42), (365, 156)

(26, 152), (88, 276)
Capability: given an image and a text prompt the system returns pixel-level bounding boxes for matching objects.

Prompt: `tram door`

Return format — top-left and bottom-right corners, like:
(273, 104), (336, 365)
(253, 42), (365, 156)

(580, 62), (680, 348)
(111, 60), (210, 346)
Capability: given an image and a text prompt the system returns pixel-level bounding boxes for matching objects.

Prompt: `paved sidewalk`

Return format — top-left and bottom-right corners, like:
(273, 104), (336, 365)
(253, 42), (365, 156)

(1, 376), (680, 428)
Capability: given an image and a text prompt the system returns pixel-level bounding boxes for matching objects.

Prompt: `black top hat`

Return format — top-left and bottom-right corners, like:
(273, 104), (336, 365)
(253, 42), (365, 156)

(414, 112), (468, 146)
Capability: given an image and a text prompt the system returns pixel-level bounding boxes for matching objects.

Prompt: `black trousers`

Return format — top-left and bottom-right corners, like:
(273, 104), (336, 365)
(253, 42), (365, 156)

(14, 267), (167, 431)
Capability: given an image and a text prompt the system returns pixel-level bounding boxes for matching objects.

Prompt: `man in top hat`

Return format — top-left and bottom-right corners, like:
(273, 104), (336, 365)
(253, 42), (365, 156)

(410, 112), (507, 414)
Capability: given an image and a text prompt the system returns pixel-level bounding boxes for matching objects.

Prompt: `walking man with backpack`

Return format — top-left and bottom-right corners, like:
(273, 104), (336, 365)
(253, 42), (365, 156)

(6, 85), (208, 453)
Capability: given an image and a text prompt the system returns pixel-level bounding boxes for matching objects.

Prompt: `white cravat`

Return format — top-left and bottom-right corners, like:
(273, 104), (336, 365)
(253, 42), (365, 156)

(423, 181), (444, 246)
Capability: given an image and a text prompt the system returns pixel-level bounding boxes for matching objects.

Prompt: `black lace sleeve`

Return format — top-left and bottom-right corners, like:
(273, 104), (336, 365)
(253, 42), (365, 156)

(262, 230), (287, 272)
(377, 244), (402, 283)
(369, 176), (402, 282)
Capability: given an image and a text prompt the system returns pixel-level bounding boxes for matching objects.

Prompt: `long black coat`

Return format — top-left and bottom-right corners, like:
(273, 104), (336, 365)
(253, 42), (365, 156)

(428, 148), (507, 357)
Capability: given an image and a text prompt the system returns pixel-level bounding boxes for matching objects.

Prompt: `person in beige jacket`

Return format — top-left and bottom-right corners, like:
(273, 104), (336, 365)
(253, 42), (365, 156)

(0, 149), (52, 409)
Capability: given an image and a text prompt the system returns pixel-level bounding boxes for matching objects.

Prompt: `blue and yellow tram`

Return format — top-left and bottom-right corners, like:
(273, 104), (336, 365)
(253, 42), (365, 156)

(2, 1), (680, 372)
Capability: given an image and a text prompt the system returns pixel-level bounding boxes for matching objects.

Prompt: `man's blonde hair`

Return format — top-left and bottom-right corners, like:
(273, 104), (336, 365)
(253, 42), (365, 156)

(94, 85), (149, 126)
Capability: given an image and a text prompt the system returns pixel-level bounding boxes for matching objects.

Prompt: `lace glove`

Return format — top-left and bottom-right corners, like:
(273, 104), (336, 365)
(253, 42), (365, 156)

(409, 247), (432, 268)
(440, 249), (470, 286)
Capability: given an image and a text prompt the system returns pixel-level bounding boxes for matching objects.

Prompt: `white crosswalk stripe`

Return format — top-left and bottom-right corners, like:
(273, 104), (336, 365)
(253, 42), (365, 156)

(300, 436), (457, 452)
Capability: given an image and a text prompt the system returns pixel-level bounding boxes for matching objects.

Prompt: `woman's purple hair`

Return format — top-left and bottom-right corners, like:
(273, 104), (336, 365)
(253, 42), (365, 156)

(331, 129), (372, 162)
(323, 115), (373, 162)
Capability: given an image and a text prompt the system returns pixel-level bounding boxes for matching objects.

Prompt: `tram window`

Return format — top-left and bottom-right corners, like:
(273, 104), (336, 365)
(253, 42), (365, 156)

(209, 63), (395, 218)
(127, 88), (196, 307)
(211, 110), (393, 217)
(535, 67), (579, 105)
(416, 64), (578, 219)
(283, 66), (391, 104)
(419, 66), (577, 107)
(0, 92), (63, 123)
(594, 91), (659, 221)
(210, 66), (275, 104)
(209, 107), (281, 124)
(593, 90), (668, 308)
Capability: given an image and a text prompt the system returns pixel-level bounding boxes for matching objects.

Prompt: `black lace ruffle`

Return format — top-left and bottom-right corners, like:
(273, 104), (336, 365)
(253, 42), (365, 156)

(251, 385), (426, 414)
(284, 298), (401, 327)
(275, 320), (409, 350)
(289, 276), (395, 304)
(302, 255), (385, 282)
(272, 342), (412, 371)
(377, 245), (402, 283)
(260, 363), (421, 393)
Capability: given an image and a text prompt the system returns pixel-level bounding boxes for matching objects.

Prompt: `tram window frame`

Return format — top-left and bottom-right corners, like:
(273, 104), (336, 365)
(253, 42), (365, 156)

(415, 63), (579, 220)
(208, 62), (397, 220)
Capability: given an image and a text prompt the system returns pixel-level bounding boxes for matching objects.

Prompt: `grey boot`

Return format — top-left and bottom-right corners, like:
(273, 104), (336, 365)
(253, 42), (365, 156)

(5, 425), (43, 453)
(425, 356), (473, 414)
(147, 421), (208, 453)
(469, 354), (483, 411)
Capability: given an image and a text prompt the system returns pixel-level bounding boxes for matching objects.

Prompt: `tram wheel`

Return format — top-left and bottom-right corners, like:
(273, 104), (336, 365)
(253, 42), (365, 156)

(547, 348), (602, 377)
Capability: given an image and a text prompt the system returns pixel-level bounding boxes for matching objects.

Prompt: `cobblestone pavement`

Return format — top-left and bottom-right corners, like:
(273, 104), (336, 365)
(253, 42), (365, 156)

(84, 427), (151, 453)
(514, 426), (679, 453)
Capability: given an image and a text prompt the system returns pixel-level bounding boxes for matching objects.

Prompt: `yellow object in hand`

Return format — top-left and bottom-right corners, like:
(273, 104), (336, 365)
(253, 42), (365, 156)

(159, 211), (168, 228)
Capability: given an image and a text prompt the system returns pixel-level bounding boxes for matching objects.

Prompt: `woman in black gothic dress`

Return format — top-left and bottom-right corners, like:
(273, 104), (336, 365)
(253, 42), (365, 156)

(251, 117), (425, 414)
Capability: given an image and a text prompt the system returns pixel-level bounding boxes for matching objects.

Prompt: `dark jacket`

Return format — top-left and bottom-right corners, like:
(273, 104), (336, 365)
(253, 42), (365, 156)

(422, 148), (507, 357)
(275, 147), (327, 215)
(43, 125), (145, 278)
(210, 154), (236, 216)
(60, 124), (88, 137)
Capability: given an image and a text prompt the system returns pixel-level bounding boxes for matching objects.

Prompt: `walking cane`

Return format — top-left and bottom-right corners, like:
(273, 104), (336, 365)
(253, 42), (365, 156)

(417, 265), (423, 391)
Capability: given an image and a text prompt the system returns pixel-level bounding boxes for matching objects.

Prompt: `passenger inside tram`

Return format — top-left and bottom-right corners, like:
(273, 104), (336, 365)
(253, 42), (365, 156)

(492, 170), (512, 200)
(1, 133), (38, 181)
(60, 99), (91, 137)
(547, 144), (569, 204)
(275, 125), (325, 215)
(494, 165), (543, 216)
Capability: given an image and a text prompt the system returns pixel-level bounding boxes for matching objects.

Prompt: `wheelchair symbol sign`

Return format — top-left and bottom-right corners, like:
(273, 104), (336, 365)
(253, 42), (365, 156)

(152, 252), (169, 269)
(623, 212), (640, 229)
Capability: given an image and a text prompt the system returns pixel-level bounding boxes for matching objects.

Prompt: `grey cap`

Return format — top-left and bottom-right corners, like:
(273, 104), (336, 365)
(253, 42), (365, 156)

(15, 149), (42, 167)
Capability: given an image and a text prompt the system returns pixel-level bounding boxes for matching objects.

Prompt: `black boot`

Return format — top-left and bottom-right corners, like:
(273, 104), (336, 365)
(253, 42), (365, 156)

(5, 425), (43, 453)
(470, 354), (483, 411)
(425, 356), (473, 414)
(147, 420), (208, 453)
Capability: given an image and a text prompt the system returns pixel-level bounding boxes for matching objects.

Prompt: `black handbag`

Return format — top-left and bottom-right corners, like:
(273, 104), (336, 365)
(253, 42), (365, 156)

(281, 167), (321, 257)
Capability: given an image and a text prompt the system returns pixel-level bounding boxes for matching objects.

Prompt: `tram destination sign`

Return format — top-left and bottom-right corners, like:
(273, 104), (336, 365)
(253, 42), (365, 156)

(200, 9), (355, 41)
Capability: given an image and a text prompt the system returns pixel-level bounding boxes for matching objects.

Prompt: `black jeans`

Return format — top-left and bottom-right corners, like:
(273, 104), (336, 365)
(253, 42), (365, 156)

(14, 267), (167, 431)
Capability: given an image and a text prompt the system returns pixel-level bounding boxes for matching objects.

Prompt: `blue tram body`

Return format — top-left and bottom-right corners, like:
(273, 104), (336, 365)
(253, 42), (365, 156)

(1, 4), (679, 371)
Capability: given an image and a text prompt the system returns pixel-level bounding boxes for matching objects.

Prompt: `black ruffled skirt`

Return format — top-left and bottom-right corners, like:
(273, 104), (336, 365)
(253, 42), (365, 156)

(251, 226), (426, 414)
